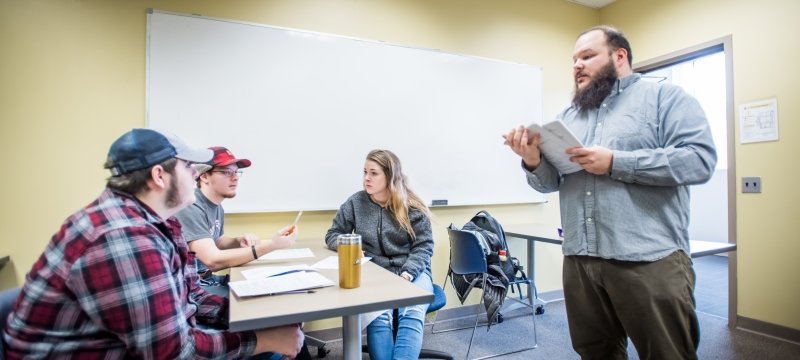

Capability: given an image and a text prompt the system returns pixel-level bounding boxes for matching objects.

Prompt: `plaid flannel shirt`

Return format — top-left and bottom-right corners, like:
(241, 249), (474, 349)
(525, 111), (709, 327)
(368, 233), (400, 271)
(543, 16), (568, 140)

(3, 188), (256, 359)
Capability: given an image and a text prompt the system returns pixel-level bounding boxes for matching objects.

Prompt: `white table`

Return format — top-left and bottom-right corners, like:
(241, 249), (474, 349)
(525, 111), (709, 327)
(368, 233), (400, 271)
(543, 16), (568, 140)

(228, 246), (433, 360)
(503, 223), (737, 305)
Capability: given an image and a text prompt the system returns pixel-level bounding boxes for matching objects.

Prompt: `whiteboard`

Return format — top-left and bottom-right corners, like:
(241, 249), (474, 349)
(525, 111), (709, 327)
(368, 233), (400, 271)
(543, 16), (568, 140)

(146, 10), (544, 212)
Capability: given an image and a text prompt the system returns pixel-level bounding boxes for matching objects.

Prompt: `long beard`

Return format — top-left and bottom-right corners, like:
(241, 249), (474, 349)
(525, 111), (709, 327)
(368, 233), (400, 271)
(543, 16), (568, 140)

(572, 60), (618, 111)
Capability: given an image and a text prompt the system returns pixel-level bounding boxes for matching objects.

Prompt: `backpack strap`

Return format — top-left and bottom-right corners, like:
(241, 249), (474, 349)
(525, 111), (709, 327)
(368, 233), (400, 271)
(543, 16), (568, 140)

(473, 210), (508, 249)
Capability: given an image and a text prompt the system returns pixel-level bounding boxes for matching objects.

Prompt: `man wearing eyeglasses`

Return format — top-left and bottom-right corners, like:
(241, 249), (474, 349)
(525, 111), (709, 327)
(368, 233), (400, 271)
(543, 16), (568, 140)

(175, 146), (298, 297)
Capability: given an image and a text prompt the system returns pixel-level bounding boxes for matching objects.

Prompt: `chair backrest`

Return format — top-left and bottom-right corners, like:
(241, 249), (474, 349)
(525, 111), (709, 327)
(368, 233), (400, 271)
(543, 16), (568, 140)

(447, 228), (488, 275)
(0, 287), (22, 357)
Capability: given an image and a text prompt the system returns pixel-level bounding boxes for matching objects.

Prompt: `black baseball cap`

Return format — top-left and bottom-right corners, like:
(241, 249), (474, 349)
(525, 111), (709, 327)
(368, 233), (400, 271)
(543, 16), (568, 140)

(107, 128), (212, 176)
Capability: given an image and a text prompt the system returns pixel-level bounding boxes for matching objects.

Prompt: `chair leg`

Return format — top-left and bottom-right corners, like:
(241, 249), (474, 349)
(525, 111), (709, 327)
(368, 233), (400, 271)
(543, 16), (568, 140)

(528, 282), (538, 348)
(518, 280), (540, 347)
(431, 275), (482, 334)
(464, 276), (487, 360)
(467, 280), (538, 360)
(434, 275), (538, 359)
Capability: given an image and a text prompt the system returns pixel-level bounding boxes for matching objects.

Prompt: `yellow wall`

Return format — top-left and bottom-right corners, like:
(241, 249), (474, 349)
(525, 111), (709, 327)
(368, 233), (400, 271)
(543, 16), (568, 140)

(0, 0), (594, 331)
(2, 0), (796, 335)
(602, 0), (800, 332)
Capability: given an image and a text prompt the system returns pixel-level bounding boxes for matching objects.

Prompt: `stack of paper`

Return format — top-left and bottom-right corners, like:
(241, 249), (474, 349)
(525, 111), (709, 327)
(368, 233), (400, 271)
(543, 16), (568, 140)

(527, 120), (584, 174)
(229, 271), (334, 297)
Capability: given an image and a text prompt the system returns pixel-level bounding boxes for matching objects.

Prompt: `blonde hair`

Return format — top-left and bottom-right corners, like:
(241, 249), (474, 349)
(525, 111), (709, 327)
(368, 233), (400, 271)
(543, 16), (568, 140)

(366, 149), (432, 239)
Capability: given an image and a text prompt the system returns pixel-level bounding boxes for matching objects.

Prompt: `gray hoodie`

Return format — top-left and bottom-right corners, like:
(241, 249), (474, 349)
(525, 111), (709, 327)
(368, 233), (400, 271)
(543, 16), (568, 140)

(325, 191), (433, 279)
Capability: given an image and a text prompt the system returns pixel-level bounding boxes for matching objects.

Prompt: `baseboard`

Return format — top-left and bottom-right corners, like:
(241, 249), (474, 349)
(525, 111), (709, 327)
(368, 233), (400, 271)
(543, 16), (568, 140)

(305, 327), (343, 343)
(306, 293), (800, 351)
(736, 315), (800, 345)
(539, 289), (565, 302)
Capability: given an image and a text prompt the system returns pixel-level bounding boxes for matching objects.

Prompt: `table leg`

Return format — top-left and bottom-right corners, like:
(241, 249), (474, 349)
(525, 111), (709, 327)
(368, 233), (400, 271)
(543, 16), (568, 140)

(526, 238), (545, 308)
(527, 239), (534, 301)
(341, 314), (362, 360)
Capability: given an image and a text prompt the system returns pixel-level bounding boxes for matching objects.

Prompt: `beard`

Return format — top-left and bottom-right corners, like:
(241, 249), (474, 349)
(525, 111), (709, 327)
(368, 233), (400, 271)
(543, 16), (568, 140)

(572, 59), (618, 111)
(165, 174), (182, 209)
(222, 190), (237, 199)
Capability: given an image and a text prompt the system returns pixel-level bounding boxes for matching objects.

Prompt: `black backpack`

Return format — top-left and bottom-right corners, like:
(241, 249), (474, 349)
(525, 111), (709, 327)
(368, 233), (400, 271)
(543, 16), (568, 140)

(461, 210), (522, 282)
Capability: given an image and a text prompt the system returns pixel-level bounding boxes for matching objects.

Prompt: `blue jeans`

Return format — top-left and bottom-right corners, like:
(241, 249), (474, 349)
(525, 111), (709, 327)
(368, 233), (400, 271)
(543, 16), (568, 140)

(366, 272), (432, 360)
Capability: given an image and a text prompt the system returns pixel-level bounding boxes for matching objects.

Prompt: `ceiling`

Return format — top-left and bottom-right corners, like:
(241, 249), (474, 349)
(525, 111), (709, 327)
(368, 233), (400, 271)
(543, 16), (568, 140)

(567, 0), (616, 9)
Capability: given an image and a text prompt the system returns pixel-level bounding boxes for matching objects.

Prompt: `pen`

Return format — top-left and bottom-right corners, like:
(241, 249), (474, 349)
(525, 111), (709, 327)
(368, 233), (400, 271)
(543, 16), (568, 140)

(266, 289), (316, 296)
(286, 211), (303, 235)
(266, 269), (312, 277)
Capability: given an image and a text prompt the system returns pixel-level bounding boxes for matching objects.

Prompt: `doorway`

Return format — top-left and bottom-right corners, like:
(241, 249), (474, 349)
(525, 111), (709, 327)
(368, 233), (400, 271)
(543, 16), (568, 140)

(634, 36), (737, 326)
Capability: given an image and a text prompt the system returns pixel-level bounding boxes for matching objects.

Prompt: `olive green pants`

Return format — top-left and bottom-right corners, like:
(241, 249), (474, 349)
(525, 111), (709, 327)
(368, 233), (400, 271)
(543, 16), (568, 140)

(563, 251), (699, 360)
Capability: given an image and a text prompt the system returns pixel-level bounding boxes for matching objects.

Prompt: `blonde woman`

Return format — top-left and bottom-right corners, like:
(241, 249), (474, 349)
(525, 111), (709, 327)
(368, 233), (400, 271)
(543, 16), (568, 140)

(325, 149), (434, 360)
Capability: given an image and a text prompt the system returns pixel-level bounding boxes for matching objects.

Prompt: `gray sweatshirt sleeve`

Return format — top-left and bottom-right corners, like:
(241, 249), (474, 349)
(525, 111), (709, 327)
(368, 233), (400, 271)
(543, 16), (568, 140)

(400, 209), (434, 279)
(324, 192), (433, 278)
(324, 198), (355, 250)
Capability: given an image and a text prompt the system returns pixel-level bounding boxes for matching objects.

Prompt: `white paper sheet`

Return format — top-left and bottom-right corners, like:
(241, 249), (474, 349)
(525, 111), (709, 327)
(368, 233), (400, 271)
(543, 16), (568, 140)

(258, 248), (314, 261)
(739, 98), (779, 143)
(310, 256), (372, 269)
(527, 120), (584, 174)
(241, 264), (317, 280)
(229, 271), (334, 297)
(312, 256), (339, 269)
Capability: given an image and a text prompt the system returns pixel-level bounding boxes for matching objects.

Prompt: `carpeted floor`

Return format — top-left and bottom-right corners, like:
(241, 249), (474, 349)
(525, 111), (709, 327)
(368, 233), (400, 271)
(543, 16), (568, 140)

(306, 256), (800, 359)
(307, 299), (800, 359)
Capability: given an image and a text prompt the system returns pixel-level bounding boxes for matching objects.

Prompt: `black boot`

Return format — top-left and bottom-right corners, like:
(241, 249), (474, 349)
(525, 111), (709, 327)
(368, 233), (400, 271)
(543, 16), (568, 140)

(294, 341), (313, 360)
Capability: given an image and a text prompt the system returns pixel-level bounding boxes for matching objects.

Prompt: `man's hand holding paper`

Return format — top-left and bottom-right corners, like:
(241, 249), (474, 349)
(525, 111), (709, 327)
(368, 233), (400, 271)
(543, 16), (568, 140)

(506, 120), (586, 174)
(502, 125), (542, 171)
(566, 146), (614, 175)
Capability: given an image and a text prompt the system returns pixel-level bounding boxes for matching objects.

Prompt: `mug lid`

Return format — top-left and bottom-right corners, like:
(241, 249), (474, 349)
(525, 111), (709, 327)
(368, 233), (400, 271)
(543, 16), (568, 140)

(337, 233), (361, 244)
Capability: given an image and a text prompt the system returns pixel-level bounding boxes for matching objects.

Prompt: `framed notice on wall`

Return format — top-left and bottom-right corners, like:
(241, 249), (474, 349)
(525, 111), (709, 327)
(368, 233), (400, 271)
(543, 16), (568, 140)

(739, 98), (778, 144)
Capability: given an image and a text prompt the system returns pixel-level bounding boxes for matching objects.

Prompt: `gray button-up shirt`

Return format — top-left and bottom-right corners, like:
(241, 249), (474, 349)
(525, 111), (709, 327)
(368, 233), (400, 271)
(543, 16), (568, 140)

(526, 73), (717, 261)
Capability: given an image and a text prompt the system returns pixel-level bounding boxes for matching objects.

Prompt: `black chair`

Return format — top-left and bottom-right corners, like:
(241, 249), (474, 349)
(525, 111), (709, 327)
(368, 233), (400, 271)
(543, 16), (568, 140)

(432, 228), (537, 359)
(362, 283), (453, 359)
(0, 287), (22, 357)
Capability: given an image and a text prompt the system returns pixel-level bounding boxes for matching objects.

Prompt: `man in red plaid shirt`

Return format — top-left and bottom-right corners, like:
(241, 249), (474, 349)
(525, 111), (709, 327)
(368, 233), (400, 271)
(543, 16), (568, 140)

(2, 129), (304, 359)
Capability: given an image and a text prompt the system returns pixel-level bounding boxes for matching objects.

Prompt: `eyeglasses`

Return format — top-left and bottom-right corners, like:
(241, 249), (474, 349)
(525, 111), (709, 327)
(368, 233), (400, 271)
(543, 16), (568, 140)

(210, 169), (243, 178)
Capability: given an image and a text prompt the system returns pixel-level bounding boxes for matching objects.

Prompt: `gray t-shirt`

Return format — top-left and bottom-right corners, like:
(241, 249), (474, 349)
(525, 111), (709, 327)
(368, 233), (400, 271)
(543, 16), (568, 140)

(174, 188), (224, 275)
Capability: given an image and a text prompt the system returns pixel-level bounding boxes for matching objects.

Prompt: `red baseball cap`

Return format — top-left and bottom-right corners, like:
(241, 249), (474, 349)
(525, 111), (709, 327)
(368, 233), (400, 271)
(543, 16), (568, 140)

(208, 146), (252, 169)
